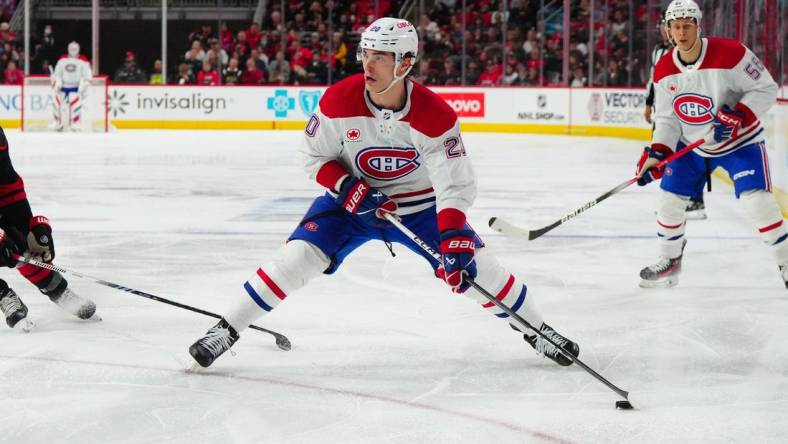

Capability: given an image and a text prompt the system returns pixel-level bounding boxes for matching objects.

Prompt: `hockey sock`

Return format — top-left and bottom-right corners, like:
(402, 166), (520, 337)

(464, 249), (544, 332)
(740, 190), (788, 263)
(18, 265), (68, 299)
(224, 240), (329, 333)
(657, 191), (688, 259)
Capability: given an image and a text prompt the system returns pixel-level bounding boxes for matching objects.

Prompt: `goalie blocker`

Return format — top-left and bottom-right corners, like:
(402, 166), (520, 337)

(21, 75), (111, 132)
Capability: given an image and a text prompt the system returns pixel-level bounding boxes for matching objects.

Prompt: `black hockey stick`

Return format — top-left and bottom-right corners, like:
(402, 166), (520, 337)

(489, 137), (706, 240)
(13, 255), (291, 351)
(384, 214), (634, 407)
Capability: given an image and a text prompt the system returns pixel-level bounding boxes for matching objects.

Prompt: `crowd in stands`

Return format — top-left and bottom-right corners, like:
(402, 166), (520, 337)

(0, 1), (655, 87)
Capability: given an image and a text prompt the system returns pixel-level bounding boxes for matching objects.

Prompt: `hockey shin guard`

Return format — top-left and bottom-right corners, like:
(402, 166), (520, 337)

(740, 190), (788, 263)
(225, 240), (330, 332)
(465, 249), (544, 332)
(656, 191), (688, 259)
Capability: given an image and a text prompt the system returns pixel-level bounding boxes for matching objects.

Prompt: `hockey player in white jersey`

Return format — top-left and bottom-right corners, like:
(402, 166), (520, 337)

(52, 41), (92, 131)
(636, 0), (786, 288)
(189, 17), (581, 368)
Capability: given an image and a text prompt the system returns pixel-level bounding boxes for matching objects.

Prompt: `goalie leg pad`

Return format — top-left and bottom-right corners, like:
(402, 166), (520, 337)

(657, 191), (689, 259)
(464, 248), (544, 332)
(740, 190), (788, 263)
(224, 240), (330, 332)
(68, 93), (82, 130)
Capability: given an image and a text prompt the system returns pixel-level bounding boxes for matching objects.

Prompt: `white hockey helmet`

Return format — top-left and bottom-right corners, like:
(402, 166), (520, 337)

(68, 41), (80, 57)
(665, 0), (702, 25)
(357, 17), (419, 94)
(664, 0), (702, 48)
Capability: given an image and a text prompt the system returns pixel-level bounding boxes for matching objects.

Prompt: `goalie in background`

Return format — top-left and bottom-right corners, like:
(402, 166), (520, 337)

(51, 41), (92, 132)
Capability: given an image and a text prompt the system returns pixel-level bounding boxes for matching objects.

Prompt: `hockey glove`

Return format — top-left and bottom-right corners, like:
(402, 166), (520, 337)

(437, 229), (477, 293)
(636, 144), (673, 186)
(0, 229), (18, 268)
(26, 216), (54, 262)
(335, 177), (397, 228)
(712, 104), (745, 143)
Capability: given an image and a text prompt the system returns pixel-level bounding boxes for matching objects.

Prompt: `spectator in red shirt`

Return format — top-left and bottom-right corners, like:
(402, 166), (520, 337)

(241, 57), (264, 85)
(220, 22), (235, 53)
(477, 60), (502, 86)
(3, 59), (22, 85)
(246, 22), (262, 49)
(196, 60), (219, 85)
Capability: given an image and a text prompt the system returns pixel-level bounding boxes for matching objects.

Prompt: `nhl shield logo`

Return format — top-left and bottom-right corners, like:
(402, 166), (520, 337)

(537, 94), (547, 108)
(298, 90), (322, 116)
(588, 93), (603, 121)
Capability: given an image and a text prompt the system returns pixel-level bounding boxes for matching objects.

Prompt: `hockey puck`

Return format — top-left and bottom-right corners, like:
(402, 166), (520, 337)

(615, 400), (633, 410)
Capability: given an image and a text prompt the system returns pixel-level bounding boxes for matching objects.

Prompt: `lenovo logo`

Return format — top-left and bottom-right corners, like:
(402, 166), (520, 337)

(439, 93), (485, 117)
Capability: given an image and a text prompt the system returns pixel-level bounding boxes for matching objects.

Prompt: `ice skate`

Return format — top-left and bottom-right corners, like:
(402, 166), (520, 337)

(189, 319), (239, 368)
(779, 265), (788, 290)
(640, 240), (686, 288)
(0, 288), (34, 331)
(685, 199), (707, 220)
(50, 287), (100, 321)
(521, 323), (580, 367)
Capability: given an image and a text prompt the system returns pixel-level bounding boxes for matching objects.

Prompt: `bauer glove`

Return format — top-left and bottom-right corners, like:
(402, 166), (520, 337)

(437, 229), (477, 293)
(335, 177), (397, 228)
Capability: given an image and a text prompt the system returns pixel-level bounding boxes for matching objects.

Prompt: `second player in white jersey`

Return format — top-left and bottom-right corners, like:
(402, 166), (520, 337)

(636, 0), (787, 289)
(188, 17), (582, 369)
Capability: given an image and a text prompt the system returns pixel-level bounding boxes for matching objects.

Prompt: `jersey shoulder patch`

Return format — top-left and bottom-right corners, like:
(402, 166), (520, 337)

(402, 80), (457, 138)
(319, 73), (373, 119)
(653, 48), (680, 83)
(700, 38), (746, 70)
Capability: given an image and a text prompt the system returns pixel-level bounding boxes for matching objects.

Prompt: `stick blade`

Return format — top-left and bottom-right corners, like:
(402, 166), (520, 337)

(488, 217), (531, 239)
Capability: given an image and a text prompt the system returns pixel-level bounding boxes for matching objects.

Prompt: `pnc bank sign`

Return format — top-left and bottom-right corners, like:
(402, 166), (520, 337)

(0, 93), (52, 112)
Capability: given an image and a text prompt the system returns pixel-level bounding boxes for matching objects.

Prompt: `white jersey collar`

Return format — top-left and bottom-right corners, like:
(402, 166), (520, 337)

(672, 37), (708, 73)
(364, 79), (413, 121)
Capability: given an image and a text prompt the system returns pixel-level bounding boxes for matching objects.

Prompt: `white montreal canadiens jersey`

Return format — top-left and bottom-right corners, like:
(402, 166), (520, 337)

(54, 56), (92, 88)
(652, 38), (777, 157)
(301, 74), (476, 216)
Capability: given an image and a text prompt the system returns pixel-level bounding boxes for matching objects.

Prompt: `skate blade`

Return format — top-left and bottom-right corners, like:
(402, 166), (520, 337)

(685, 211), (707, 220)
(639, 277), (679, 288)
(13, 319), (36, 333)
(185, 362), (205, 373)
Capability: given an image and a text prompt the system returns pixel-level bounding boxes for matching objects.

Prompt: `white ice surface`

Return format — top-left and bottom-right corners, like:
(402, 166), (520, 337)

(1, 130), (787, 444)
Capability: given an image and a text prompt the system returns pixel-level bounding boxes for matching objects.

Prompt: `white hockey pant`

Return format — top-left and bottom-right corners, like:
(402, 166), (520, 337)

(224, 240), (329, 333)
(740, 190), (788, 264)
(462, 248), (544, 334)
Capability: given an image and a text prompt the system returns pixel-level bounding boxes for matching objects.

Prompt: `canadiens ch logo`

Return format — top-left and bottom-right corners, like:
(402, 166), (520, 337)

(672, 93), (714, 125)
(355, 146), (420, 181)
(346, 128), (361, 141)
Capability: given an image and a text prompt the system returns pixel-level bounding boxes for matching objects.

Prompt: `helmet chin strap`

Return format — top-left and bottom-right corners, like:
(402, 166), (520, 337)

(678, 31), (701, 55)
(372, 60), (413, 96)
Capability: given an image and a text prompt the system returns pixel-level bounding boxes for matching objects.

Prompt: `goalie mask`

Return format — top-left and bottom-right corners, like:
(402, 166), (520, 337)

(357, 17), (418, 95)
(68, 41), (80, 58)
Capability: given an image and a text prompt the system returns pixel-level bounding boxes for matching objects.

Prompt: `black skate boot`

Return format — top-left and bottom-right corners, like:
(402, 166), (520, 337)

(639, 240), (687, 288)
(779, 265), (788, 290)
(49, 287), (99, 320)
(189, 319), (240, 368)
(515, 323), (580, 367)
(0, 287), (33, 331)
(685, 198), (707, 220)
